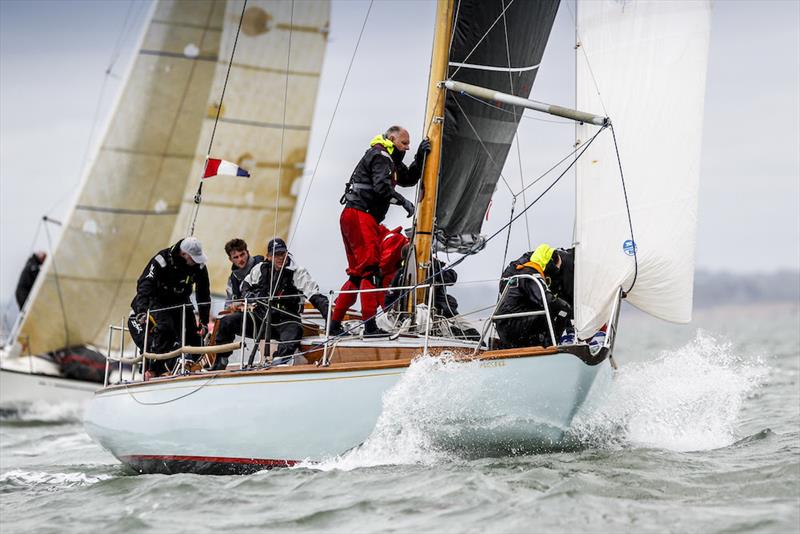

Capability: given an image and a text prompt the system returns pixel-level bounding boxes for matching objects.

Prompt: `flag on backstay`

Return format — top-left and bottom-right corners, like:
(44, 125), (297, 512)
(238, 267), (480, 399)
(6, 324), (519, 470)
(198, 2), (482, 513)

(203, 158), (250, 179)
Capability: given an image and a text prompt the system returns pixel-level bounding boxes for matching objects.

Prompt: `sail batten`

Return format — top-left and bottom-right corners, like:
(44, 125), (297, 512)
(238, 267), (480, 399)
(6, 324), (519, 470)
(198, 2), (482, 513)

(574, 0), (712, 338)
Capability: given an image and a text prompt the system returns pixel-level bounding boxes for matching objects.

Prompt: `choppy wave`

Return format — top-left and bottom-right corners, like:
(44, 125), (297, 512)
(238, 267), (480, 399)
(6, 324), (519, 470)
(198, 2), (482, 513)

(0, 401), (85, 425)
(0, 469), (112, 489)
(570, 331), (766, 452)
(306, 331), (766, 472)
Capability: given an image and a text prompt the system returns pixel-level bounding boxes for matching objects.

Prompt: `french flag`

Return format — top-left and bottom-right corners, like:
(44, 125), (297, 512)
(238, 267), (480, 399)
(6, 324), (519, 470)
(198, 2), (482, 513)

(203, 158), (250, 179)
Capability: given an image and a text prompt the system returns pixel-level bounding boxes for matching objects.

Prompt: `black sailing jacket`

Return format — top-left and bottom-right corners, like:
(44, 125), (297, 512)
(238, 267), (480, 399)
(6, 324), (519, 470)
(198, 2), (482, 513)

(131, 240), (211, 324)
(342, 142), (423, 223)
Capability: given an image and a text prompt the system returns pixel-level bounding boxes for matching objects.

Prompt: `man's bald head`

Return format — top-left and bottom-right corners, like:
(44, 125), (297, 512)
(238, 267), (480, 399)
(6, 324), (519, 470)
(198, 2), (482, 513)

(384, 125), (410, 151)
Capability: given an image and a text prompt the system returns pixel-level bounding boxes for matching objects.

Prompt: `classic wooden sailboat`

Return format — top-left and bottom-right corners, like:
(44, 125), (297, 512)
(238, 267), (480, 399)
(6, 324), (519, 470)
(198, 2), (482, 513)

(0, 0), (330, 406)
(82, 0), (712, 474)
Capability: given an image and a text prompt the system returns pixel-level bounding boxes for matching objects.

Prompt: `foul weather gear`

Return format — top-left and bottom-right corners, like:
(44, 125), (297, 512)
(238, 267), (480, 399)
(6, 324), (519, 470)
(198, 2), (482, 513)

(225, 254), (264, 306)
(495, 250), (572, 349)
(15, 253), (44, 309)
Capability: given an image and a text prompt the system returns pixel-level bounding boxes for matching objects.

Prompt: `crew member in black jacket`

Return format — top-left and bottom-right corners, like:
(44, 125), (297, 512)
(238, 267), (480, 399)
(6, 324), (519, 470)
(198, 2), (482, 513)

(495, 244), (572, 348)
(330, 126), (430, 336)
(128, 237), (211, 377)
(214, 238), (328, 366)
(15, 251), (46, 309)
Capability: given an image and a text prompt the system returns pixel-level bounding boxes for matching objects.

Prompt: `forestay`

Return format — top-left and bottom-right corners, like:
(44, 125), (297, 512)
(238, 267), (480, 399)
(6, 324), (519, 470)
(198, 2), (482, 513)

(18, 0), (224, 355)
(436, 0), (559, 252)
(574, 0), (712, 338)
(170, 0), (329, 295)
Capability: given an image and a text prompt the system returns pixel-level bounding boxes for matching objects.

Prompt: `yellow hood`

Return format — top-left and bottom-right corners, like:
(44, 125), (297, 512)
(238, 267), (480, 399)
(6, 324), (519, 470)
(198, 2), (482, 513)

(370, 134), (395, 155)
(516, 243), (555, 276)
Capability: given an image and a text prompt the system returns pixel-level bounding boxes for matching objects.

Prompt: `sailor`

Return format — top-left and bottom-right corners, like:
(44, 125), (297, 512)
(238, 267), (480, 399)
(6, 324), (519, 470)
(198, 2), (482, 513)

(207, 238), (264, 371)
(14, 251), (46, 309)
(128, 237), (211, 378)
(330, 126), (430, 336)
(494, 244), (572, 348)
(215, 238), (329, 366)
(378, 225), (408, 289)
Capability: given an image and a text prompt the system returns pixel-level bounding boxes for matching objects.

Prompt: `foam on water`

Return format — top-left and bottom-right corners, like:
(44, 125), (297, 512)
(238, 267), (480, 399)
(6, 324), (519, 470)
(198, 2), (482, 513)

(571, 331), (766, 452)
(0, 469), (112, 489)
(304, 354), (495, 471)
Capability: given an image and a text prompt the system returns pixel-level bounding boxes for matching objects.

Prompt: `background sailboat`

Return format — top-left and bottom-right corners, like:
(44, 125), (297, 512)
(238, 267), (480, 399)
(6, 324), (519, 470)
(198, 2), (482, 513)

(1, 0), (330, 401)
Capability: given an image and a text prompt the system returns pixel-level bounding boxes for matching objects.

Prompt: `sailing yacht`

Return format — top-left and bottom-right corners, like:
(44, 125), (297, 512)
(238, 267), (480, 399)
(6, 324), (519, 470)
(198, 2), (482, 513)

(0, 0), (330, 405)
(79, 0), (712, 474)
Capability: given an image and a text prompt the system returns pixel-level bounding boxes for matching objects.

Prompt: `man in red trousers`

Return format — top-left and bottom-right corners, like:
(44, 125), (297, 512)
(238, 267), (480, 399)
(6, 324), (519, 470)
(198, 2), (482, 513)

(330, 126), (430, 336)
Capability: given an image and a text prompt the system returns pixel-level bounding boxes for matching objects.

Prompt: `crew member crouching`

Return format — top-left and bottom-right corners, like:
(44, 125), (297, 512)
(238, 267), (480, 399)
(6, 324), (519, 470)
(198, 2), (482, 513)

(494, 244), (572, 348)
(128, 237), (211, 378)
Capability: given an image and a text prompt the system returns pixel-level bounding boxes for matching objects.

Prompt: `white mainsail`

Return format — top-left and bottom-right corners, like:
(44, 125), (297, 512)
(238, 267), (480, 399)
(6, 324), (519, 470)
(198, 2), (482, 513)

(574, 0), (712, 338)
(169, 0), (330, 295)
(18, 0), (225, 356)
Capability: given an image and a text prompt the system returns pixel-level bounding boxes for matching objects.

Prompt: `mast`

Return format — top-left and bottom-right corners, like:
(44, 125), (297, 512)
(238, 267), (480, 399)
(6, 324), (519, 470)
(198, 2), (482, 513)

(413, 0), (454, 303)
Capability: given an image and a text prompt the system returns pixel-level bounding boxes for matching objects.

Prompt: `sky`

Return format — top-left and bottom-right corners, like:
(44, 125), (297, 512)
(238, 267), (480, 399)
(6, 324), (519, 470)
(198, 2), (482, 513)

(1, 0), (799, 309)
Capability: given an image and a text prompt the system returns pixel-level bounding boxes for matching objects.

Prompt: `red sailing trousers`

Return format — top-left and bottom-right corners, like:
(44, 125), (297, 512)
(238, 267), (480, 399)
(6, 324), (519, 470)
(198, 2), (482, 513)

(332, 208), (382, 322)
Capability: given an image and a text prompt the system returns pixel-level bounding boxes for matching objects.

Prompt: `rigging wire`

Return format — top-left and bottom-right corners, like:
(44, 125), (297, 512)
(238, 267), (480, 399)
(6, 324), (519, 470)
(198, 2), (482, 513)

(287, 0), (374, 247)
(452, 97), (515, 196)
(270, 0), (295, 301)
(563, 0), (609, 117)
(500, 0), (531, 251)
(188, 0), (249, 236)
(611, 123), (638, 295)
(43, 0), (142, 218)
(449, 0), (516, 80)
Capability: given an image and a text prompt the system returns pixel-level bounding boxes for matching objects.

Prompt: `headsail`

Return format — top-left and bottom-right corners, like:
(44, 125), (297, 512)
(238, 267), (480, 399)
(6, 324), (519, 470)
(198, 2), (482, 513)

(18, 0), (224, 355)
(574, 0), (712, 338)
(170, 0), (330, 295)
(435, 0), (560, 252)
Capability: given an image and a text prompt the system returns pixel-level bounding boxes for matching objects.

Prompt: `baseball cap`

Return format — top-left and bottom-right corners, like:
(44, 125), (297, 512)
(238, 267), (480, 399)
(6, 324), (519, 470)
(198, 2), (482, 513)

(180, 237), (208, 265)
(267, 237), (288, 255)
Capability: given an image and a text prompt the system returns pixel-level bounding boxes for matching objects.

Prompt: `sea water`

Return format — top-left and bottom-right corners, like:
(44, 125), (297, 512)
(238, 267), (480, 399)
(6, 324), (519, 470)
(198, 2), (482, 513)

(1, 304), (798, 533)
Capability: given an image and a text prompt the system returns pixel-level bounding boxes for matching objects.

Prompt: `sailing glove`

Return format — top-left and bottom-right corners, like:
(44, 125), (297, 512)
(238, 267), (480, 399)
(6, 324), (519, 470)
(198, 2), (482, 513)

(415, 138), (432, 162)
(400, 197), (415, 218)
(135, 312), (147, 325)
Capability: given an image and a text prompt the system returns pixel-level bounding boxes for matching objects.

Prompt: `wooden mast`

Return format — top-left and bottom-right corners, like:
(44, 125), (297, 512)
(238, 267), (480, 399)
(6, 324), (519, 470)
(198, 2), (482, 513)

(413, 0), (454, 304)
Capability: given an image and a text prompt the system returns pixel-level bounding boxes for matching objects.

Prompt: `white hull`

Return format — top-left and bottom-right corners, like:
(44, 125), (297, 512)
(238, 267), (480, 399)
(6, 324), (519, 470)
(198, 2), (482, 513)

(85, 352), (612, 473)
(0, 347), (104, 407)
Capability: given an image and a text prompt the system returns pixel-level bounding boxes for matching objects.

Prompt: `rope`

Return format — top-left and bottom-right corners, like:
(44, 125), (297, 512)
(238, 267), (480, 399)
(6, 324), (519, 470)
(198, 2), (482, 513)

(189, 0), (249, 236)
(125, 375), (218, 406)
(288, 0), (374, 246)
(611, 124), (637, 295)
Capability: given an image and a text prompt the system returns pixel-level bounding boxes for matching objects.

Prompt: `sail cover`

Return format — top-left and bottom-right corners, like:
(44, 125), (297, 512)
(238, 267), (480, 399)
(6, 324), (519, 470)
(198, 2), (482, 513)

(170, 0), (330, 295)
(435, 0), (559, 251)
(574, 0), (712, 338)
(18, 0), (224, 356)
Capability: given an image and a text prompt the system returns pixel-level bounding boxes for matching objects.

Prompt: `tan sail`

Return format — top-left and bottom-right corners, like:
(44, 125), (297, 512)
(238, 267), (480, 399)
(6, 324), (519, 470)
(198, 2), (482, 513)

(170, 0), (330, 295)
(18, 0), (225, 355)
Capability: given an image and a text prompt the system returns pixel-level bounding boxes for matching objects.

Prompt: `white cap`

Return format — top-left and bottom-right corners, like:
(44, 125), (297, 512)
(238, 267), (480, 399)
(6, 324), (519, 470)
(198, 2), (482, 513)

(180, 237), (208, 265)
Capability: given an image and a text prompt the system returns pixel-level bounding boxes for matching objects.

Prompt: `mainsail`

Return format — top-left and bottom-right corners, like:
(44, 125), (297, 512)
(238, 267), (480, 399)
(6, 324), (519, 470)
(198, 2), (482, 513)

(170, 0), (330, 296)
(18, 0), (224, 356)
(574, 0), (712, 338)
(435, 0), (560, 251)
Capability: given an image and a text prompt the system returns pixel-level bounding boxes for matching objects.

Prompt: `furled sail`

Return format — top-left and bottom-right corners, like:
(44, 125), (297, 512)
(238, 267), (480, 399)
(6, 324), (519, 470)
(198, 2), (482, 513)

(169, 0), (330, 295)
(18, 0), (225, 356)
(435, 0), (559, 252)
(574, 0), (712, 338)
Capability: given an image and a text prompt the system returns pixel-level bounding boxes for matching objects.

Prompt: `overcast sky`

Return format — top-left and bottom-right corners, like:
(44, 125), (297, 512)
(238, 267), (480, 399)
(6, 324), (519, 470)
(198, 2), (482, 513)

(1, 0), (798, 307)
